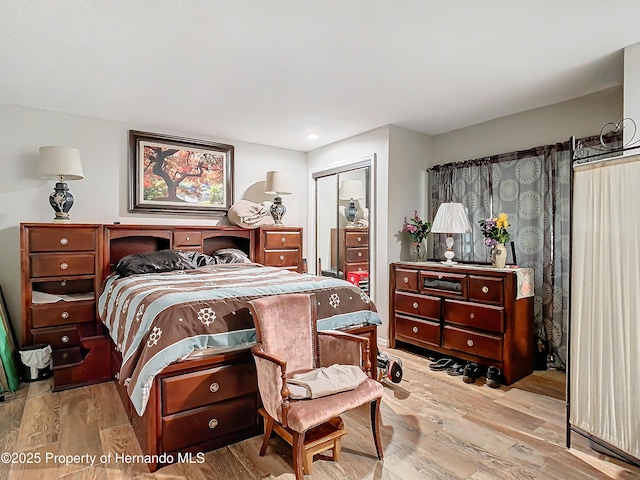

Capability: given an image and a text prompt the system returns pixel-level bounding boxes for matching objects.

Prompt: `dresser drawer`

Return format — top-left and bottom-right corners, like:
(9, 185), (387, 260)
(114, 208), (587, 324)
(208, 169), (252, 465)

(420, 271), (468, 299)
(162, 362), (257, 415)
(395, 268), (418, 292)
(395, 292), (440, 321)
(173, 231), (202, 247)
(28, 227), (96, 252)
(395, 314), (440, 347)
(30, 253), (95, 277)
(344, 231), (368, 247)
(443, 325), (503, 362)
(345, 247), (368, 263)
(263, 231), (301, 249)
(31, 301), (95, 328)
(31, 325), (80, 349)
(469, 276), (504, 305)
(444, 300), (504, 333)
(345, 262), (368, 274)
(263, 250), (300, 268)
(162, 394), (257, 452)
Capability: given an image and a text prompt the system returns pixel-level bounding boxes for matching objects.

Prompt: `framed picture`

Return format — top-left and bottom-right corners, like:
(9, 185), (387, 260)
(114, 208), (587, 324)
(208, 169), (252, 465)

(129, 130), (234, 215)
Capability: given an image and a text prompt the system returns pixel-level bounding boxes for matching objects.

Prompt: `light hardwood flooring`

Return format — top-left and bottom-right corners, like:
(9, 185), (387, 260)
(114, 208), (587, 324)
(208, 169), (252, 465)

(1, 347), (639, 479)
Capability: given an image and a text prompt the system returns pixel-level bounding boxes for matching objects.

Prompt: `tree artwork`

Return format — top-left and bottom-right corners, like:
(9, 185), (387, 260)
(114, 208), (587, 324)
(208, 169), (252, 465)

(143, 146), (225, 205)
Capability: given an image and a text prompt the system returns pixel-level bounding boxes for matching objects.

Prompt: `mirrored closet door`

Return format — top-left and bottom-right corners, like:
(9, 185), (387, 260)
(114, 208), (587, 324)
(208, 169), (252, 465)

(313, 162), (372, 298)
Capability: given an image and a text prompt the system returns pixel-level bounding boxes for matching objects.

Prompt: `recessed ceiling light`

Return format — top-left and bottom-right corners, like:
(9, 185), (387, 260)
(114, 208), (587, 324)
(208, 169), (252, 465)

(307, 133), (319, 140)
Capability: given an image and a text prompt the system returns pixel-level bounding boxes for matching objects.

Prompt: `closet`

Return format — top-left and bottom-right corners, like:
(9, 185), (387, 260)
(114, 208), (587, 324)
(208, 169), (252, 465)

(568, 137), (640, 466)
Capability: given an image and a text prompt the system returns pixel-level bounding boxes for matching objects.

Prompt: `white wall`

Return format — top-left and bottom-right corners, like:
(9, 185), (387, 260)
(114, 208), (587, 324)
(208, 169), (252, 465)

(433, 87), (623, 164)
(0, 103), (306, 343)
(306, 127), (390, 341)
(624, 43), (640, 144)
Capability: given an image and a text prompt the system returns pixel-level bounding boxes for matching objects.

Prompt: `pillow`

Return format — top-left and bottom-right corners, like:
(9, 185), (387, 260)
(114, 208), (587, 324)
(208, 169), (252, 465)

(213, 248), (252, 264)
(181, 251), (218, 267)
(115, 249), (196, 277)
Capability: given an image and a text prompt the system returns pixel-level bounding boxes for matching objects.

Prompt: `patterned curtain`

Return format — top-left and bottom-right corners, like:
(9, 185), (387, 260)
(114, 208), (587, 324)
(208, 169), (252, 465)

(429, 138), (604, 369)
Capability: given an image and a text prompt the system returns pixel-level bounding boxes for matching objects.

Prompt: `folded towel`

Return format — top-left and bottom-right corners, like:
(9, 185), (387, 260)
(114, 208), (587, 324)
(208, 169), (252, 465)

(228, 200), (275, 228)
(287, 364), (368, 399)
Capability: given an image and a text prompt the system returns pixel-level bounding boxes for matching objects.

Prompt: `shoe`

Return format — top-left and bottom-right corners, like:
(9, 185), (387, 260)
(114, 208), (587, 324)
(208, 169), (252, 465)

(428, 358), (454, 371)
(486, 366), (502, 388)
(446, 363), (465, 376)
(462, 362), (480, 384)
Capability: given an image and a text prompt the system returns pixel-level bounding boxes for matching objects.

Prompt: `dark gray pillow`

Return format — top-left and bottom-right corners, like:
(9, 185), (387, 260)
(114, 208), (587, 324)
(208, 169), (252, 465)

(213, 248), (251, 264)
(182, 251), (218, 267)
(115, 249), (196, 277)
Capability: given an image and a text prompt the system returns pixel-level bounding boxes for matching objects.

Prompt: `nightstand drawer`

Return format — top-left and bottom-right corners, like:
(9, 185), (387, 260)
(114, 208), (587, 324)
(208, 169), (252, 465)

(444, 300), (504, 333)
(162, 394), (257, 453)
(395, 314), (440, 347)
(162, 362), (257, 415)
(31, 301), (95, 328)
(345, 262), (368, 273)
(173, 231), (202, 247)
(28, 227), (96, 252)
(443, 325), (503, 362)
(469, 276), (504, 305)
(263, 231), (301, 249)
(31, 325), (81, 349)
(263, 250), (300, 268)
(344, 231), (368, 247)
(31, 253), (95, 277)
(395, 269), (418, 292)
(345, 247), (368, 263)
(395, 292), (440, 321)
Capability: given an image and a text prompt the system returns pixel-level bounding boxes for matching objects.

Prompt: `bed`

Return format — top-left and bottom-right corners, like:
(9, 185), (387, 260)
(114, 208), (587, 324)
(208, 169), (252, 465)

(99, 224), (381, 471)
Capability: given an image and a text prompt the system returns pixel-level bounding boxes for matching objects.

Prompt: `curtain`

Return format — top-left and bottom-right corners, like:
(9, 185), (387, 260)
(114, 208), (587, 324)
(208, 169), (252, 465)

(430, 144), (574, 369)
(570, 154), (640, 461)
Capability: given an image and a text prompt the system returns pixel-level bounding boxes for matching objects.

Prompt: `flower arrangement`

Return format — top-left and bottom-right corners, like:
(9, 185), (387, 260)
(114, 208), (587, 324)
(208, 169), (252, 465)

(479, 212), (510, 247)
(403, 210), (431, 243)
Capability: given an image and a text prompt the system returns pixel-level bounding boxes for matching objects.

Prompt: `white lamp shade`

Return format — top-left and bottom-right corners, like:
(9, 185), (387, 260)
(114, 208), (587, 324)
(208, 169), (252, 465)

(265, 171), (292, 195)
(339, 180), (364, 200)
(38, 146), (84, 180)
(431, 203), (471, 234)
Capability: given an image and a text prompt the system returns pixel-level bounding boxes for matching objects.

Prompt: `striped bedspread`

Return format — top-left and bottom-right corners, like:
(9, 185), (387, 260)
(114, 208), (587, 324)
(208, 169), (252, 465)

(98, 264), (380, 415)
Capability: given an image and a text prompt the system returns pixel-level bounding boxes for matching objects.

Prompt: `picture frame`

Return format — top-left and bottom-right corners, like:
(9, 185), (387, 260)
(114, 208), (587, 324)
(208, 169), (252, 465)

(129, 130), (234, 215)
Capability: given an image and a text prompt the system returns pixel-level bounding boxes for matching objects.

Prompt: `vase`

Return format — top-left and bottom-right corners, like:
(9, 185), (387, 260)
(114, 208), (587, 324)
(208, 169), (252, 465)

(492, 243), (507, 269)
(411, 241), (427, 262)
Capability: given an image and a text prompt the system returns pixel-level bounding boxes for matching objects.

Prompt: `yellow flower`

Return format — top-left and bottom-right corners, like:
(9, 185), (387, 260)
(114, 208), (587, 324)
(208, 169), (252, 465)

(496, 213), (508, 229)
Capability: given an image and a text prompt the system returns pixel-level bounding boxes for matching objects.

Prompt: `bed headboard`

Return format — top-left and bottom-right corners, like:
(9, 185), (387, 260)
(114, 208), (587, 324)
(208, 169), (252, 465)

(102, 224), (254, 280)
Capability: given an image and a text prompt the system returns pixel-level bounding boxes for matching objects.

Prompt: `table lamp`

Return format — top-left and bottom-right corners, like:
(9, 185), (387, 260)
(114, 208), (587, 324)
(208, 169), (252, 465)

(265, 171), (292, 226)
(339, 180), (364, 227)
(38, 146), (84, 223)
(431, 202), (471, 265)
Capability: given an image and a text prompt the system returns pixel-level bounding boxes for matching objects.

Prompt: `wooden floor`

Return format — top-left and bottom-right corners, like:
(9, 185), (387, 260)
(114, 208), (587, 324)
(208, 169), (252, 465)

(2, 347), (639, 480)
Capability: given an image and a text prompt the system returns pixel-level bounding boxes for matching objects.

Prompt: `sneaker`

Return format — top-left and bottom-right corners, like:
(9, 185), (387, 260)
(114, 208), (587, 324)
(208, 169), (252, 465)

(485, 366), (502, 388)
(462, 362), (480, 384)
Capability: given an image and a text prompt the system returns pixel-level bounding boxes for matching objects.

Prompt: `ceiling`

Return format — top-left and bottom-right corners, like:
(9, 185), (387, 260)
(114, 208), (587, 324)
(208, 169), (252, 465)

(2, 1), (640, 152)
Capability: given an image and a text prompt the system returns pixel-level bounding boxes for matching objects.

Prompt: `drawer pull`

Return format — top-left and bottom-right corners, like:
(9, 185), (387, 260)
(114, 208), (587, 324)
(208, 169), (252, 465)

(357, 236), (362, 242)
(61, 311), (69, 319)
(59, 237), (68, 245)
(412, 326), (418, 333)
(279, 255), (285, 261)
(412, 302), (419, 309)
(467, 339), (474, 347)
(60, 262), (69, 270)
(186, 236), (190, 241)
(281, 237), (286, 243)
(438, 275), (443, 280)
(470, 313), (475, 319)
(61, 335), (69, 343)
(209, 382), (220, 393)
(208, 419), (219, 429)
(482, 286), (489, 294)
(358, 252), (362, 257)
(60, 281), (67, 287)
(403, 276), (409, 284)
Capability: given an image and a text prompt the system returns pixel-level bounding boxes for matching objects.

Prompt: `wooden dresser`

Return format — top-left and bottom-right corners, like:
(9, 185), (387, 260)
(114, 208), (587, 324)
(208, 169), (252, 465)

(254, 226), (304, 272)
(20, 223), (111, 391)
(330, 227), (368, 282)
(389, 262), (534, 385)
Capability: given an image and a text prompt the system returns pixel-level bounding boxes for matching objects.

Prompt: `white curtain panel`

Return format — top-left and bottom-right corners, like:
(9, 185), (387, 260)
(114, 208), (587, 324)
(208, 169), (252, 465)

(571, 154), (640, 460)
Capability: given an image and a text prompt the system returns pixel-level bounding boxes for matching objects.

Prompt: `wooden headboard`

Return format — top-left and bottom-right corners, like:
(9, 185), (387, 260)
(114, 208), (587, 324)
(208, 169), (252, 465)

(102, 224), (254, 280)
